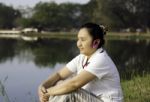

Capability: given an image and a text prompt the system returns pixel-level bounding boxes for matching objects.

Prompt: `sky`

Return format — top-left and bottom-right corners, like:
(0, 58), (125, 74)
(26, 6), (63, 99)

(0, 0), (90, 8)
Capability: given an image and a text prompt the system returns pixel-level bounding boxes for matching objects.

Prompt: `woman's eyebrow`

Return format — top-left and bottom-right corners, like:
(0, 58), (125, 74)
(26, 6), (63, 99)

(78, 36), (86, 39)
(78, 37), (86, 41)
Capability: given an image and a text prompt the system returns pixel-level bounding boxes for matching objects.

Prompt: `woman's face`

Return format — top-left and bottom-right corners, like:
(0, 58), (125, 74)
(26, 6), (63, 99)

(77, 28), (96, 56)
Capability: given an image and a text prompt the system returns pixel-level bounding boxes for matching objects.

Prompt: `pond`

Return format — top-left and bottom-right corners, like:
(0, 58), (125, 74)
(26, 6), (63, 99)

(0, 38), (150, 102)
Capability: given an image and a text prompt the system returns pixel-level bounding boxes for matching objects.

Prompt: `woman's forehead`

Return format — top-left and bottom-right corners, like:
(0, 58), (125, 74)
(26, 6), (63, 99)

(78, 28), (91, 38)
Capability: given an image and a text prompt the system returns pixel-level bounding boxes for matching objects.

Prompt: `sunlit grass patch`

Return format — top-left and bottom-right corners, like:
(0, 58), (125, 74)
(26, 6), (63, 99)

(121, 74), (150, 102)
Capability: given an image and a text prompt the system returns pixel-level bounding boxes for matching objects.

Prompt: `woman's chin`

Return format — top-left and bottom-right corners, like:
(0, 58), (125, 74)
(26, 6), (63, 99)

(79, 51), (87, 55)
(79, 51), (84, 54)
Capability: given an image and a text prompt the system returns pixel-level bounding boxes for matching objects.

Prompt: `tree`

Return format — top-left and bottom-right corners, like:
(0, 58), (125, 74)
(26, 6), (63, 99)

(0, 3), (21, 29)
(30, 2), (90, 31)
(88, 0), (150, 31)
(14, 2), (92, 31)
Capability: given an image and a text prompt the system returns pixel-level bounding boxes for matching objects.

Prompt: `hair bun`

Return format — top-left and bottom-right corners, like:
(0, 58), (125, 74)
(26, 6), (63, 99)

(99, 25), (107, 35)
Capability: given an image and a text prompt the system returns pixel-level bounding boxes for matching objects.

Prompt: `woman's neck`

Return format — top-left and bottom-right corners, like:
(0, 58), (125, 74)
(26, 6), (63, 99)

(86, 48), (97, 59)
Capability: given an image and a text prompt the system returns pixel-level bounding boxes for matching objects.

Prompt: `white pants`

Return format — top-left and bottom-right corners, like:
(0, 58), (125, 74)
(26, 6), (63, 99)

(48, 89), (103, 102)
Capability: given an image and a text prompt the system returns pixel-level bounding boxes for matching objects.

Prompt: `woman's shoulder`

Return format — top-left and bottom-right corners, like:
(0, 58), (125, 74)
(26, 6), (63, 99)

(93, 48), (108, 60)
(89, 49), (111, 67)
(76, 53), (86, 58)
(72, 54), (85, 62)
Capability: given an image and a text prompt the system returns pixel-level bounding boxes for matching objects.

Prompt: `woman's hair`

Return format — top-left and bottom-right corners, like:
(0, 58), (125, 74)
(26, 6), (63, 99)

(80, 22), (107, 48)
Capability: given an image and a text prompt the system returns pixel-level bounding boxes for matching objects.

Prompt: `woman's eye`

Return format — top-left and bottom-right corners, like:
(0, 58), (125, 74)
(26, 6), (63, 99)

(81, 39), (85, 41)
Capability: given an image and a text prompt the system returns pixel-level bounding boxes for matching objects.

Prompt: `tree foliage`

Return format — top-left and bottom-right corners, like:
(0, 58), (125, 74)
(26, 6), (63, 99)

(0, 3), (21, 29)
(0, 0), (150, 31)
(23, 2), (90, 31)
(89, 0), (150, 30)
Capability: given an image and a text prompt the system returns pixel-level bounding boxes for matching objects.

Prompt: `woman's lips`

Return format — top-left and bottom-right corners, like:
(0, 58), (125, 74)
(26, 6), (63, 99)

(79, 48), (84, 50)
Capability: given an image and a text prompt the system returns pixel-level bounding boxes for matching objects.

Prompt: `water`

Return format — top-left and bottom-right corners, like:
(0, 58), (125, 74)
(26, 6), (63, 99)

(0, 38), (150, 102)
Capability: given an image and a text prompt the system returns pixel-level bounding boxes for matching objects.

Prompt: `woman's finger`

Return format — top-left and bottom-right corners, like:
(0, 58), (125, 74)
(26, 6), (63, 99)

(42, 96), (49, 102)
(39, 97), (44, 102)
(39, 86), (47, 96)
(42, 93), (50, 101)
(43, 93), (50, 97)
(41, 86), (47, 93)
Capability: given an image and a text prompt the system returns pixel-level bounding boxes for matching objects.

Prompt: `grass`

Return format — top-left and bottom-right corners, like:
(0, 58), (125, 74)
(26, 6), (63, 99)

(121, 74), (150, 102)
(0, 80), (10, 102)
(106, 32), (150, 40)
(1, 31), (150, 40)
(24, 31), (150, 40)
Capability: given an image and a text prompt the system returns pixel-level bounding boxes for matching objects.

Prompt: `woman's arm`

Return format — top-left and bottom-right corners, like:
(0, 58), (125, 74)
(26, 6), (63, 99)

(41, 66), (73, 88)
(46, 70), (96, 95)
(39, 67), (73, 102)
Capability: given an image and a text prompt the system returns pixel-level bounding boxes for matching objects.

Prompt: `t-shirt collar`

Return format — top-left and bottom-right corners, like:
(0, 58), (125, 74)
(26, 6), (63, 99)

(84, 47), (104, 63)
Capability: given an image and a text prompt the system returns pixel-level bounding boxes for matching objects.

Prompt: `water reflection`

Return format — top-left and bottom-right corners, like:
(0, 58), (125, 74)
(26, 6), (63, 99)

(0, 39), (17, 63)
(0, 39), (78, 67)
(0, 38), (150, 80)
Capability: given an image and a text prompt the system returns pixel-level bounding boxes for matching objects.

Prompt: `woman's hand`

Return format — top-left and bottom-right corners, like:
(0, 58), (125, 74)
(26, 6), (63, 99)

(38, 85), (48, 102)
(43, 93), (50, 102)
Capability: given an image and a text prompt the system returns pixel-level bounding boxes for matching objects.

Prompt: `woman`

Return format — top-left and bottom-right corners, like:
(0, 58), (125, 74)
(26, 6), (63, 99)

(38, 22), (123, 102)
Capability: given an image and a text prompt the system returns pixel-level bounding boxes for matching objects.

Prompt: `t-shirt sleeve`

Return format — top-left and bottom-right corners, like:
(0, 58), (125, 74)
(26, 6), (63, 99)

(66, 55), (80, 73)
(84, 55), (110, 79)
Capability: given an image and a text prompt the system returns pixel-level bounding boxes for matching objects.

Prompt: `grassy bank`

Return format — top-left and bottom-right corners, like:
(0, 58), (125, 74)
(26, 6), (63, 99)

(106, 32), (150, 40)
(121, 74), (150, 102)
(1, 31), (150, 40)
(23, 32), (150, 40)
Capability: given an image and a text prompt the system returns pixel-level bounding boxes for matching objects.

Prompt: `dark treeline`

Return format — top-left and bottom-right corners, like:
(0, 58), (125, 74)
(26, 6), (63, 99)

(0, 3), (21, 29)
(0, 0), (150, 31)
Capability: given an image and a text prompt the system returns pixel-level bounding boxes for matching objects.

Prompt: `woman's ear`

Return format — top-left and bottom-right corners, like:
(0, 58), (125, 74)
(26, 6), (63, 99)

(92, 39), (100, 48)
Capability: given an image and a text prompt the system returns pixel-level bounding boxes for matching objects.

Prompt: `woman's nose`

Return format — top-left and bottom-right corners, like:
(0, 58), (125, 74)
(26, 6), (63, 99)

(77, 40), (81, 47)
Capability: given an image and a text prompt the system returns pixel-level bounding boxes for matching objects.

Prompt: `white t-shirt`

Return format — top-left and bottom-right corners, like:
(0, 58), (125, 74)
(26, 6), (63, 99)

(66, 48), (123, 102)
